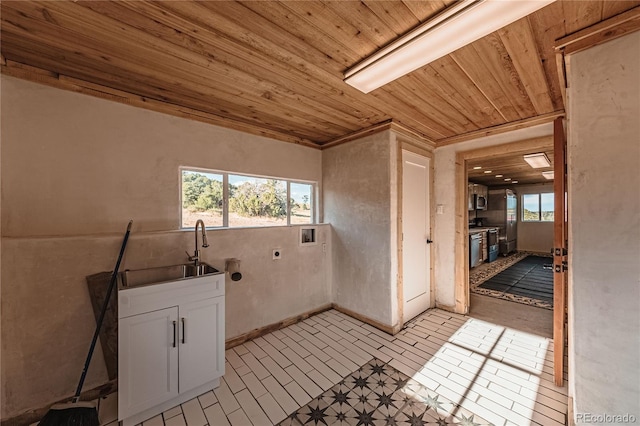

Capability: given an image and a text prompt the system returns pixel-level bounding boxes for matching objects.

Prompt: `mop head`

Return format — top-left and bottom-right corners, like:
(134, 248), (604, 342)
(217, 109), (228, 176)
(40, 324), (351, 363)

(39, 401), (99, 426)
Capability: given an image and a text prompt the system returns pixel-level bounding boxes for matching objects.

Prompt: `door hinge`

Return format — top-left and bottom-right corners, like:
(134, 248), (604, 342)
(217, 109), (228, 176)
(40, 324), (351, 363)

(552, 247), (568, 256)
(554, 261), (568, 273)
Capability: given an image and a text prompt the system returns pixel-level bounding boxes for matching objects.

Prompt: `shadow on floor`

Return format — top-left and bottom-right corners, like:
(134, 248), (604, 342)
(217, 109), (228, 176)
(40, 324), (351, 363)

(469, 293), (553, 338)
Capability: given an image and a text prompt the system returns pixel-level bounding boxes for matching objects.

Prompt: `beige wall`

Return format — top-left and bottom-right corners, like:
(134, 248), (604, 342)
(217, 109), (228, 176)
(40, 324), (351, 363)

(0, 76), (330, 418)
(322, 131), (399, 328)
(514, 183), (554, 253)
(566, 32), (640, 421)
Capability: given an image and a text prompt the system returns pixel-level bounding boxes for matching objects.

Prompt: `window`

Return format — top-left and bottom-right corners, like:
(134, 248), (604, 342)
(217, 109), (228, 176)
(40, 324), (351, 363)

(181, 168), (315, 228)
(522, 193), (554, 222)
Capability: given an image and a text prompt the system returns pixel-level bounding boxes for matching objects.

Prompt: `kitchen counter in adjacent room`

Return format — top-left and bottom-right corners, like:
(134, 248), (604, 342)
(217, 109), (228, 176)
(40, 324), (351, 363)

(469, 226), (500, 234)
(469, 227), (501, 265)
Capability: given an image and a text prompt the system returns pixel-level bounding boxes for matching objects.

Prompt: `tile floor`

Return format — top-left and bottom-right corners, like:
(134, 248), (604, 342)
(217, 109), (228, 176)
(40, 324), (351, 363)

(99, 308), (567, 426)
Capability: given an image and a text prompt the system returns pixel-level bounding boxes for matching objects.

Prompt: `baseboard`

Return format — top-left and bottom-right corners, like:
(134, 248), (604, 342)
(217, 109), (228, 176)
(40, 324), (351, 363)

(225, 303), (333, 349)
(6, 303), (396, 425)
(1, 380), (117, 426)
(331, 304), (397, 335)
(567, 396), (575, 426)
(435, 303), (457, 313)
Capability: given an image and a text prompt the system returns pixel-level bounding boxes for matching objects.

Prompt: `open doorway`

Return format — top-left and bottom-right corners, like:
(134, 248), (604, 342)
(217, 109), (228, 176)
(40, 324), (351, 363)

(454, 136), (555, 335)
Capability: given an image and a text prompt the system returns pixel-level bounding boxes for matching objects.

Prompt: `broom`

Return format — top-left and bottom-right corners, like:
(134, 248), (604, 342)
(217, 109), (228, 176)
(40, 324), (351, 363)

(40, 220), (133, 426)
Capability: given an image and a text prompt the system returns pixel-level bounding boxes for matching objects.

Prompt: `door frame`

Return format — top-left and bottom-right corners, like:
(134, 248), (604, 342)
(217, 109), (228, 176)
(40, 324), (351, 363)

(453, 136), (554, 314)
(396, 139), (435, 328)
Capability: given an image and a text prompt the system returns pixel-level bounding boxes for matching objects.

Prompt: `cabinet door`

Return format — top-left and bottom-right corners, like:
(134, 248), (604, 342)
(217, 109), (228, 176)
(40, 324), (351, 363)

(119, 307), (179, 419)
(179, 296), (225, 392)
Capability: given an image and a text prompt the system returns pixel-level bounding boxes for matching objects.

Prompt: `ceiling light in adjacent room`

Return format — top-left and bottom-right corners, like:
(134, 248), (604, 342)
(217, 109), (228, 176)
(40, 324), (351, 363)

(344, 0), (555, 93)
(504, 178), (511, 181)
(495, 174), (503, 178)
(523, 152), (551, 168)
(512, 180), (519, 184)
(542, 171), (555, 179)
(484, 170), (492, 174)
(473, 166), (482, 170)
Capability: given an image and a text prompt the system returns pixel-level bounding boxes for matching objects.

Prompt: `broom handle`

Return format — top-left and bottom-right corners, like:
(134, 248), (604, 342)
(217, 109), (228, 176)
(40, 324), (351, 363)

(73, 220), (133, 402)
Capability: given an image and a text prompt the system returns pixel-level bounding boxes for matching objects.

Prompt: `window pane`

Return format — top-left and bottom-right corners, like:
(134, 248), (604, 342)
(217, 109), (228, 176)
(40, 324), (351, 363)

(541, 193), (555, 222)
(228, 175), (287, 227)
(290, 183), (313, 224)
(181, 170), (224, 228)
(523, 194), (540, 221)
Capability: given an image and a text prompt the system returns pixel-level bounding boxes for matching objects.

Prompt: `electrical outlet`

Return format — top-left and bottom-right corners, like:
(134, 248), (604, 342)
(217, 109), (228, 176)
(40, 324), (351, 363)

(322, 243), (326, 253)
(272, 249), (282, 260)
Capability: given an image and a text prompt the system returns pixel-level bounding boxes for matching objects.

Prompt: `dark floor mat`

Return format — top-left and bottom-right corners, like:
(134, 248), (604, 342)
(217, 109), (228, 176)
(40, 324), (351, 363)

(479, 256), (554, 304)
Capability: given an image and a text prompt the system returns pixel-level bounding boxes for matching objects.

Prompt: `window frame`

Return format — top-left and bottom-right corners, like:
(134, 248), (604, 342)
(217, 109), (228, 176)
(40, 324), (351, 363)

(180, 166), (316, 229)
(521, 192), (554, 222)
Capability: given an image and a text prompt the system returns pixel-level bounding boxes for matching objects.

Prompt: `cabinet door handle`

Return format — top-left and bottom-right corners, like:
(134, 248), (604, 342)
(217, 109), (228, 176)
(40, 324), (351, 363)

(181, 317), (186, 344)
(172, 321), (177, 348)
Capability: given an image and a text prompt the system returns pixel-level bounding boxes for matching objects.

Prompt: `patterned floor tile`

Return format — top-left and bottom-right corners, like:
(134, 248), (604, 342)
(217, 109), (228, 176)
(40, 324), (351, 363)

(279, 358), (494, 426)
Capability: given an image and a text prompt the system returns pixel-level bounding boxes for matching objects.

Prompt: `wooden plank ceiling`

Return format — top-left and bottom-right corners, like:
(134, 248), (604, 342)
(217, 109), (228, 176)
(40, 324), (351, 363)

(1, 0), (638, 147)
(467, 149), (555, 186)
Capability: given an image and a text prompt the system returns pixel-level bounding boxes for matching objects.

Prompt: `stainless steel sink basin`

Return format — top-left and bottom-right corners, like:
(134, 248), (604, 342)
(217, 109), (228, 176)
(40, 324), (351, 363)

(119, 262), (220, 288)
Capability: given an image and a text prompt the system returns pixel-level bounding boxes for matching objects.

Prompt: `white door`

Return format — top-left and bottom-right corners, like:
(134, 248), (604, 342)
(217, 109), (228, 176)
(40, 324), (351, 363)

(119, 307), (179, 420)
(179, 296), (225, 392)
(402, 150), (431, 322)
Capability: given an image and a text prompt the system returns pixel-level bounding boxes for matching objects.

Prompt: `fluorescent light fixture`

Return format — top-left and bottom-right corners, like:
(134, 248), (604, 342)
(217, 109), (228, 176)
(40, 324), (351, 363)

(542, 171), (555, 180)
(344, 0), (555, 93)
(484, 170), (492, 174)
(523, 152), (551, 168)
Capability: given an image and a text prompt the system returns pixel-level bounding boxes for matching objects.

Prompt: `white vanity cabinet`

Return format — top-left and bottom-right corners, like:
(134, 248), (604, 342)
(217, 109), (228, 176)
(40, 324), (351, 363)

(118, 273), (225, 426)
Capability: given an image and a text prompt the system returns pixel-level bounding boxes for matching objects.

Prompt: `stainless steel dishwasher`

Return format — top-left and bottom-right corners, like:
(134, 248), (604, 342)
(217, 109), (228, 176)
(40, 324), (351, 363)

(469, 233), (482, 268)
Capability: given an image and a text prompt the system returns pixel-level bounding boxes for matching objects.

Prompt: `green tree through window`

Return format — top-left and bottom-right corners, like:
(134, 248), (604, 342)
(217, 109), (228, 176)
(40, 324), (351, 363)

(181, 169), (314, 228)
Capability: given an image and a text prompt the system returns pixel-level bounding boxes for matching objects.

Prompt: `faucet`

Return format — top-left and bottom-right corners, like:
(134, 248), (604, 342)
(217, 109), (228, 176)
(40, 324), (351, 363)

(187, 219), (209, 266)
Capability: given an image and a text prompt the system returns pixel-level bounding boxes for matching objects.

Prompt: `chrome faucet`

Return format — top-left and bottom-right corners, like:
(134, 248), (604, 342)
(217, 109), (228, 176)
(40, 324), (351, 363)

(187, 219), (209, 266)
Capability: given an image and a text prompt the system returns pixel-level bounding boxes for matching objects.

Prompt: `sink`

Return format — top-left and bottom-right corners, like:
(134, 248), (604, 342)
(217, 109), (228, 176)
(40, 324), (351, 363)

(119, 262), (220, 288)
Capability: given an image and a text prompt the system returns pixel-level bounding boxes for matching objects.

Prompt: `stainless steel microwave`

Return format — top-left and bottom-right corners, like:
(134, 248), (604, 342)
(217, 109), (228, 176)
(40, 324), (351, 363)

(474, 194), (487, 210)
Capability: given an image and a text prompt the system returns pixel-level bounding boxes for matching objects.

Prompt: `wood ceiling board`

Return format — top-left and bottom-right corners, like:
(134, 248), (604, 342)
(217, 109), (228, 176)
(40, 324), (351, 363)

(277, 1), (379, 59)
(467, 149), (554, 186)
(2, 40), (333, 141)
(425, 57), (506, 126)
(392, 75), (478, 135)
(563, 0), (605, 34)
(222, 1), (359, 70)
(471, 33), (538, 119)
(2, 59), (317, 147)
(369, 84), (457, 139)
(400, 1), (454, 22)
(82, 2), (367, 133)
(603, 1), (640, 19)
(3, 0), (639, 147)
(359, 1), (420, 36)
(497, 18), (554, 115)
(167, 2), (390, 126)
(450, 46), (522, 123)
(4, 1), (369, 141)
(0, 12), (343, 141)
(526, 2), (567, 112)
(82, 1), (378, 131)
(406, 68), (484, 130)
(321, 1), (403, 47)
